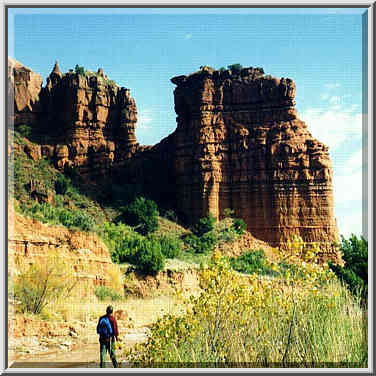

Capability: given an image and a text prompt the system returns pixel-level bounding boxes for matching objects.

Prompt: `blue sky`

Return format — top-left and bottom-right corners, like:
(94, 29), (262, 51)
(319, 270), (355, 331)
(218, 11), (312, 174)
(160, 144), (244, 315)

(8, 7), (367, 239)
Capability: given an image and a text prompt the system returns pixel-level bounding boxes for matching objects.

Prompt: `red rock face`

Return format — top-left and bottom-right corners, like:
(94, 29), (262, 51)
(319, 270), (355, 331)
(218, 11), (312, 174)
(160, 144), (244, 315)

(8, 59), (140, 180)
(9, 60), (339, 250)
(169, 67), (339, 249)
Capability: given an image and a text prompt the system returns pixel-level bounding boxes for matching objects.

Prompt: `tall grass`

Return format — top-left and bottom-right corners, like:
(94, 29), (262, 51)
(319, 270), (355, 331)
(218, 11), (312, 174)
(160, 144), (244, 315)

(124, 245), (367, 368)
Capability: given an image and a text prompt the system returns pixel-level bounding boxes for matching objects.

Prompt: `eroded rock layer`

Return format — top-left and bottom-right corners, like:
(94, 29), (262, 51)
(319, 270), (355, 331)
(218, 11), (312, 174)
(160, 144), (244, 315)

(9, 59), (339, 250)
(170, 67), (339, 248)
(8, 59), (140, 180)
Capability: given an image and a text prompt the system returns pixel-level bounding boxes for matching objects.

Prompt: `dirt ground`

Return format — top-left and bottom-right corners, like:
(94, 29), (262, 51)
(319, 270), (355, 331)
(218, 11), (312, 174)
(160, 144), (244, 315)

(9, 328), (149, 368)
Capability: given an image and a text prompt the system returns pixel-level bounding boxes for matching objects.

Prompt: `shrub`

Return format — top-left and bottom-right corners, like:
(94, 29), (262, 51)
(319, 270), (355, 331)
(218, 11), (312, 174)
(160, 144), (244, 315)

(54, 174), (69, 195)
(232, 218), (246, 235)
(227, 63), (243, 72)
(95, 286), (122, 301)
(13, 252), (77, 314)
(192, 214), (216, 237)
(158, 235), (182, 259)
(329, 234), (368, 303)
(184, 232), (217, 254)
(16, 124), (32, 139)
(135, 238), (165, 275)
(120, 197), (159, 235)
(125, 240), (366, 367)
(229, 250), (273, 275)
(223, 208), (235, 218)
(75, 64), (85, 76)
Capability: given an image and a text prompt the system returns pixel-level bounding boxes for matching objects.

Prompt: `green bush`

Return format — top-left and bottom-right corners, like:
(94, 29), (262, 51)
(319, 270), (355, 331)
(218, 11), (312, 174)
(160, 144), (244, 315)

(329, 234), (368, 303)
(184, 232), (217, 254)
(192, 214), (216, 237)
(232, 218), (246, 235)
(95, 286), (122, 301)
(22, 202), (96, 232)
(16, 124), (32, 139)
(227, 63), (243, 72)
(135, 238), (165, 275)
(158, 235), (182, 258)
(75, 64), (85, 76)
(54, 174), (70, 195)
(229, 250), (273, 275)
(102, 222), (143, 264)
(120, 197), (159, 235)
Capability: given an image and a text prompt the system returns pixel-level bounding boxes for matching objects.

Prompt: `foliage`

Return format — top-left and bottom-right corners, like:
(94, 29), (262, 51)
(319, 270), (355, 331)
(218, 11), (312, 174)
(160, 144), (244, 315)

(191, 214), (216, 237)
(158, 235), (182, 259)
(101, 222), (165, 275)
(223, 208), (235, 218)
(227, 63), (243, 72)
(13, 252), (77, 314)
(229, 250), (274, 276)
(120, 197), (159, 235)
(219, 67), (226, 72)
(16, 124), (32, 139)
(329, 234), (368, 302)
(94, 286), (122, 301)
(124, 236), (367, 367)
(74, 64), (85, 76)
(136, 238), (165, 275)
(232, 218), (246, 235)
(20, 202), (96, 232)
(183, 232), (217, 254)
(54, 174), (69, 195)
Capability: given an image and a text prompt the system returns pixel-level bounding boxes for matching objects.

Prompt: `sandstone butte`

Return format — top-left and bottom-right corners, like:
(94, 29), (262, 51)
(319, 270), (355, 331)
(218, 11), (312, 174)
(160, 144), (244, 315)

(8, 58), (340, 259)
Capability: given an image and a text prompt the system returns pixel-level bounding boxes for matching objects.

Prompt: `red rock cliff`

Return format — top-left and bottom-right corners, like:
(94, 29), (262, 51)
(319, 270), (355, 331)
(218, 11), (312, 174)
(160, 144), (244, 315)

(9, 60), (339, 250)
(169, 67), (339, 248)
(8, 59), (140, 181)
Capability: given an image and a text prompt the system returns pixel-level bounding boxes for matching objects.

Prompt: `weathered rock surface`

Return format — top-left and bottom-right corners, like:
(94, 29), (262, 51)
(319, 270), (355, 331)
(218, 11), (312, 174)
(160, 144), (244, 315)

(8, 202), (113, 286)
(168, 67), (339, 250)
(9, 60), (339, 251)
(8, 58), (140, 180)
(8, 58), (44, 127)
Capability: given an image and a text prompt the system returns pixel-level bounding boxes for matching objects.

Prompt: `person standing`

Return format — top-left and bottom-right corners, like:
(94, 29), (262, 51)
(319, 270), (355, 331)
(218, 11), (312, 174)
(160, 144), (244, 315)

(97, 305), (119, 368)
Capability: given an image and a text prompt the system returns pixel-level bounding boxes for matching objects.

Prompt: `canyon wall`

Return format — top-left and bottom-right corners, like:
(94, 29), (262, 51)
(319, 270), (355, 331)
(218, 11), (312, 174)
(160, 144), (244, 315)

(9, 59), (339, 250)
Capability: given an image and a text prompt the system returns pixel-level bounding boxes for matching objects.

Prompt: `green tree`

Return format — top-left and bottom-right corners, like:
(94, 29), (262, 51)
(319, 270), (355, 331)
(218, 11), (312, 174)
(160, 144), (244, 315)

(192, 214), (216, 237)
(329, 234), (368, 302)
(120, 197), (159, 235)
(74, 64), (85, 76)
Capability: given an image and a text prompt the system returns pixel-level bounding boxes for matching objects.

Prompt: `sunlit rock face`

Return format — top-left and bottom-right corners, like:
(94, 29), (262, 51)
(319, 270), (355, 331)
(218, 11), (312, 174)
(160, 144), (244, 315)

(9, 59), (140, 181)
(9, 59), (339, 254)
(170, 67), (339, 251)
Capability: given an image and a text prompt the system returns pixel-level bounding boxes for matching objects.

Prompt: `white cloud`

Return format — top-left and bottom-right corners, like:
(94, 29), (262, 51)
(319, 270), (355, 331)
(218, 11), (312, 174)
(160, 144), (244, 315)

(184, 33), (192, 40)
(300, 108), (362, 151)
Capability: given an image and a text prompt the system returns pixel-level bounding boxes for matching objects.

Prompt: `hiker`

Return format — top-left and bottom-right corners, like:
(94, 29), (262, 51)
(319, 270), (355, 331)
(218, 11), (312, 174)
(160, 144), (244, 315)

(97, 305), (120, 368)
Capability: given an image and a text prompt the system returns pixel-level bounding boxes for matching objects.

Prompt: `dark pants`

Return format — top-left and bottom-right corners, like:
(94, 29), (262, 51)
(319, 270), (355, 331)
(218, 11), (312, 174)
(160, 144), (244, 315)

(99, 338), (118, 368)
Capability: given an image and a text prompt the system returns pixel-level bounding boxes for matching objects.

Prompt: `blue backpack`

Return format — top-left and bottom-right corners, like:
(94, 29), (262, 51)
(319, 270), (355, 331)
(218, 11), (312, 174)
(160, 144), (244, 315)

(97, 316), (113, 339)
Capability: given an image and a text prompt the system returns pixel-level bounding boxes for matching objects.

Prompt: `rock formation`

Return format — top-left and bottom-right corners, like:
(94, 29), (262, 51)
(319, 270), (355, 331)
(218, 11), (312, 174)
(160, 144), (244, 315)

(9, 59), (339, 251)
(8, 58), (140, 180)
(169, 67), (339, 249)
(8, 58), (44, 127)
